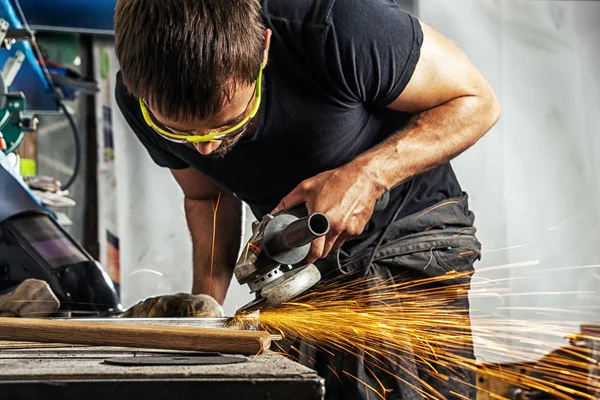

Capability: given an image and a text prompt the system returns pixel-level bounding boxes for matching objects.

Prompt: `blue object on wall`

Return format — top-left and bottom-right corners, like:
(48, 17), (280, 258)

(0, 0), (58, 112)
(0, 0), (117, 112)
(15, 0), (116, 35)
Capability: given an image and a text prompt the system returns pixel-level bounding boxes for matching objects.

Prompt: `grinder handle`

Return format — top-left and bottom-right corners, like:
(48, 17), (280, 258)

(281, 212), (330, 249)
(265, 212), (330, 259)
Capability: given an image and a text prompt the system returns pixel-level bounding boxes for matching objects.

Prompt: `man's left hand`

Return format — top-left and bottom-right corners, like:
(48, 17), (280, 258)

(272, 164), (383, 263)
(121, 293), (224, 318)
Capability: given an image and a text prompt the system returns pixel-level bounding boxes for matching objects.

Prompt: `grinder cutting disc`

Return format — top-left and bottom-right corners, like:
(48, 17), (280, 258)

(104, 355), (247, 366)
(237, 264), (321, 314)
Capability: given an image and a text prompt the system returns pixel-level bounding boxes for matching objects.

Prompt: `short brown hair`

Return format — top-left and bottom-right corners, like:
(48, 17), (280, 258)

(115, 0), (265, 122)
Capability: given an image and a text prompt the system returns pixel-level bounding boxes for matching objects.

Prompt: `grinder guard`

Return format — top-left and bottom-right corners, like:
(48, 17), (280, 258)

(234, 206), (329, 313)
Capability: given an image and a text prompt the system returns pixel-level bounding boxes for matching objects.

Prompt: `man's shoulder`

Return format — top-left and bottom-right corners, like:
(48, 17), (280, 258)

(114, 70), (145, 124)
(261, 0), (336, 29)
(113, 70), (146, 135)
(262, 0), (412, 39)
(114, 71), (134, 111)
(261, 0), (401, 28)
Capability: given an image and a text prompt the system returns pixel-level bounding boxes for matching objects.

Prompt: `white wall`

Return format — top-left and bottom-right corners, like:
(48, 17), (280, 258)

(418, 0), (600, 361)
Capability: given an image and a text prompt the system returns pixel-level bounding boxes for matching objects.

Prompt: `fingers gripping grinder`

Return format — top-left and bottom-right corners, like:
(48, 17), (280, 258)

(234, 207), (330, 314)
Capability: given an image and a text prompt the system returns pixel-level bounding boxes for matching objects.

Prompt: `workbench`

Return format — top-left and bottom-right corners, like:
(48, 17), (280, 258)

(0, 344), (324, 400)
(0, 318), (325, 400)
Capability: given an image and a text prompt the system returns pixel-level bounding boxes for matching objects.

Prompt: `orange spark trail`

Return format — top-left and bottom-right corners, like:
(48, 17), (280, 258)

(209, 192), (222, 297)
(235, 270), (600, 399)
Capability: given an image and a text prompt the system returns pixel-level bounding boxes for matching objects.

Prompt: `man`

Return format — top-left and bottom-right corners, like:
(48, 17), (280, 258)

(114, 0), (500, 398)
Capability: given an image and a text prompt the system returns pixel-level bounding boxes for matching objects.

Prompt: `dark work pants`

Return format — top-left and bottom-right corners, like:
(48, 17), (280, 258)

(280, 193), (481, 400)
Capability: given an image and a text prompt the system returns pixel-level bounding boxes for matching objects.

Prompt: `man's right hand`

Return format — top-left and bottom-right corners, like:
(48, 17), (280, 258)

(121, 293), (224, 318)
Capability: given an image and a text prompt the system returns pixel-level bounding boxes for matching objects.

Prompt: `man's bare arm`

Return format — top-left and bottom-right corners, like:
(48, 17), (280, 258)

(274, 21), (501, 260)
(171, 168), (242, 304)
(359, 21), (501, 191)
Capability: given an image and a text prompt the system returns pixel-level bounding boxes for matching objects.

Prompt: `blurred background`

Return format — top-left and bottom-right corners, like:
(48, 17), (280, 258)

(1, 0), (599, 368)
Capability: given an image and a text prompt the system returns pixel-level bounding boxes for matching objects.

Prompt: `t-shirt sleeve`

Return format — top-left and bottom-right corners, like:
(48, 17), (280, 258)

(324, 0), (423, 107)
(114, 71), (189, 170)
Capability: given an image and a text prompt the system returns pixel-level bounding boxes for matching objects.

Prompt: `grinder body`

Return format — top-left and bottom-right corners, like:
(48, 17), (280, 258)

(234, 207), (329, 313)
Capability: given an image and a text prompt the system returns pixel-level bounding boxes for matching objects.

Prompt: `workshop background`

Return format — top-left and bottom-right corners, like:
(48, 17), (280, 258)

(18, 0), (600, 366)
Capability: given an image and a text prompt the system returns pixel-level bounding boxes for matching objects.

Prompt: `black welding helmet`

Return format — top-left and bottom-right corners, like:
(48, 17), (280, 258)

(0, 162), (122, 316)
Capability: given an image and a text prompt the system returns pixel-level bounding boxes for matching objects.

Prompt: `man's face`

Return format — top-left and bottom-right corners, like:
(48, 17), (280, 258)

(147, 81), (257, 157)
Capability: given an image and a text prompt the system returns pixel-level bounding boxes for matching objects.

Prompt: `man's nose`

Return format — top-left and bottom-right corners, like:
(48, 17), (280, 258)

(194, 141), (221, 155)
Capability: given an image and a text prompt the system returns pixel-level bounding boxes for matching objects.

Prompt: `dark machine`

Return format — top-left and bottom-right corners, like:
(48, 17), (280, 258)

(0, 164), (122, 315)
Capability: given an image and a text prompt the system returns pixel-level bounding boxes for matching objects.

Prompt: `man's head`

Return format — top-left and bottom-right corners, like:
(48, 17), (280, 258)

(115, 0), (270, 156)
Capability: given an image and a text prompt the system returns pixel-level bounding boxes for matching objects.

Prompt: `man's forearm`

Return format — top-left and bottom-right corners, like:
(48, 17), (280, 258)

(354, 94), (501, 194)
(184, 195), (243, 304)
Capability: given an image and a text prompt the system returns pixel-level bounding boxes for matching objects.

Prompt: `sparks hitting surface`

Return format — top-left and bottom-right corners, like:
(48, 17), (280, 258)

(235, 265), (600, 399)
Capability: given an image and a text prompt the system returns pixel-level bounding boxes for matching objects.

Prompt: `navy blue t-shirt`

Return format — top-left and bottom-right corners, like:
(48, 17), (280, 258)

(115, 0), (463, 235)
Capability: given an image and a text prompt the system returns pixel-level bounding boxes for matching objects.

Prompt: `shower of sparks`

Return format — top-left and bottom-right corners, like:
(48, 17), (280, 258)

(129, 268), (164, 277)
(521, 264), (600, 275)
(209, 192), (222, 298)
(476, 259), (541, 273)
(481, 244), (530, 254)
(548, 215), (586, 231)
(235, 265), (600, 399)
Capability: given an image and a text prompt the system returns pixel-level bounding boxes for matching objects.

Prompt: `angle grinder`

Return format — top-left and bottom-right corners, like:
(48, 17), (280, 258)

(234, 206), (330, 314)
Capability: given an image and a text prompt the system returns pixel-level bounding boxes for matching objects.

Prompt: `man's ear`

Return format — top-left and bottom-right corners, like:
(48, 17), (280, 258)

(262, 29), (272, 68)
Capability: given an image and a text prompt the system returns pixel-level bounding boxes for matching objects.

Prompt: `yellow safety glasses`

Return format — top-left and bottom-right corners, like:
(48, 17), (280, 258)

(139, 68), (262, 143)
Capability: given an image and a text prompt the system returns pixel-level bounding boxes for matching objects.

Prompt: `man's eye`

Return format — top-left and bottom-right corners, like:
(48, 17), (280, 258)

(225, 118), (245, 129)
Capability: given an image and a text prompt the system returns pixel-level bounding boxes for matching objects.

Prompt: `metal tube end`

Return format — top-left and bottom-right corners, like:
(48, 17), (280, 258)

(307, 213), (329, 237)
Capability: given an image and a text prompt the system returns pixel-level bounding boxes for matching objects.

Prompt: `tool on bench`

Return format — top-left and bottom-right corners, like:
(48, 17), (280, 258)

(0, 317), (271, 355)
(234, 206), (330, 314)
